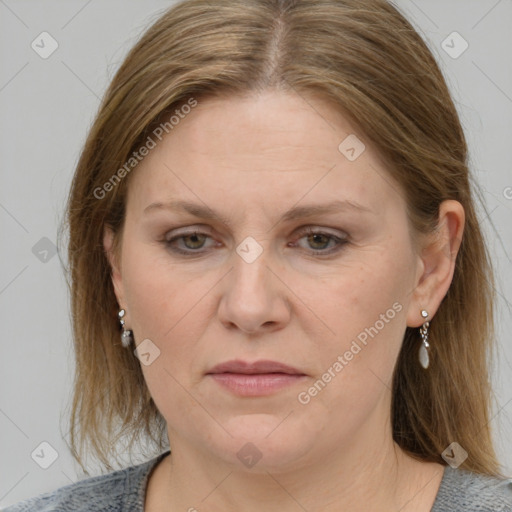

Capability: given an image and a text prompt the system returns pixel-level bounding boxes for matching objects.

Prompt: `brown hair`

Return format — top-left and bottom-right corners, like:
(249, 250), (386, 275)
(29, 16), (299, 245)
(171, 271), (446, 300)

(59, 0), (503, 476)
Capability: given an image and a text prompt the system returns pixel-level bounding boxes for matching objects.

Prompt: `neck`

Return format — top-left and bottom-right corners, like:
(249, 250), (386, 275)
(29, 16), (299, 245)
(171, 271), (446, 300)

(154, 420), (444, 512)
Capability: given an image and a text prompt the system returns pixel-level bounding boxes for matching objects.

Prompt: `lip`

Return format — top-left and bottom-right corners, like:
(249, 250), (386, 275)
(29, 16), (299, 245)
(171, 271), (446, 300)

(207, 359), (304, 375)
(206, 359), (307, 397)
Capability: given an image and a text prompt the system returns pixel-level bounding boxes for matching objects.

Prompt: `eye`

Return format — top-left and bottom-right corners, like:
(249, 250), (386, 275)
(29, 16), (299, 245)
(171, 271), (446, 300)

(293, 227), (348, 255)
(164, 230), (216, 255)
(162, 226), (348, 257)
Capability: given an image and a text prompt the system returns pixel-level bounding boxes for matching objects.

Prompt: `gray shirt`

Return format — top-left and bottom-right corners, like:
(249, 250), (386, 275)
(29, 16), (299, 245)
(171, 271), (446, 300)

(3, 450), (512, 511)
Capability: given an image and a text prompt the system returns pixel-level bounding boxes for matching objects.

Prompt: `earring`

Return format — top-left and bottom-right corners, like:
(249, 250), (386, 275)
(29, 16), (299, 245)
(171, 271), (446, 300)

(118, 309), (133, 348)
(419, 309), (430, 369)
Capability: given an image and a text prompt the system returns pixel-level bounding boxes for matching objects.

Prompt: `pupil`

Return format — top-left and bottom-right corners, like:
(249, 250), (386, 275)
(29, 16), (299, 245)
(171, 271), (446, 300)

(186, 234), (203, 248)
(310, 234), (327, 248)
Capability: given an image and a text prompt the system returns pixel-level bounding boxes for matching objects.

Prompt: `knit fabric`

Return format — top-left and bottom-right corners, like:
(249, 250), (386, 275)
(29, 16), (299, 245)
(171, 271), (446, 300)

(3, 450), (512, 511)
(431, 465), (512, 511)
(1, 451), (170, 512)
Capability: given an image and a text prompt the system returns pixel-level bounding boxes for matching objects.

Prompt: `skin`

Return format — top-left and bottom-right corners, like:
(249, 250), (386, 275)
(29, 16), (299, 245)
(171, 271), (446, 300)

(104, 90), (465, 512)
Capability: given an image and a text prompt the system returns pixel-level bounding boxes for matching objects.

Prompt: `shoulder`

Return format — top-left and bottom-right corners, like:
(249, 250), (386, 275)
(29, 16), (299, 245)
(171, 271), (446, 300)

(1, 451), (170, 512)
(432, 465), (512, 512)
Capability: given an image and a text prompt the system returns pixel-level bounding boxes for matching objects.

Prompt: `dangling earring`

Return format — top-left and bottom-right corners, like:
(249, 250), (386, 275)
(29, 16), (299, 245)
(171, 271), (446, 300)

(118, 309), (133, 348)
(419, 309), (430, 369)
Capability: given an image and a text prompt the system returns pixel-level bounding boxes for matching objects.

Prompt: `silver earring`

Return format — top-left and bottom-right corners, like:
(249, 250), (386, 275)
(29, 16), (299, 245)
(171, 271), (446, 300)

(419, 309), (430, 369)
(118, 309), (133, 348)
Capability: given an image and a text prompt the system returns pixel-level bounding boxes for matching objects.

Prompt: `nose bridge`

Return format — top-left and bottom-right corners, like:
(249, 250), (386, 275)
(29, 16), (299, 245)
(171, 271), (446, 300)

(231, 235), (273, 301)
(218, 235), (289, 333)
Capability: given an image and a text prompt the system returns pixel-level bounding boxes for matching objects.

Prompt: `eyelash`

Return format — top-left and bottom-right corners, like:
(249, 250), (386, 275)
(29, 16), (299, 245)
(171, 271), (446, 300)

(162, 227), (349, 257)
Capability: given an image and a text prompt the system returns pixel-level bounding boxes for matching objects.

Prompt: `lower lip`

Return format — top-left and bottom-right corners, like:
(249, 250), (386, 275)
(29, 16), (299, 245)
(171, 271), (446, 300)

(208, 373), (306, 396)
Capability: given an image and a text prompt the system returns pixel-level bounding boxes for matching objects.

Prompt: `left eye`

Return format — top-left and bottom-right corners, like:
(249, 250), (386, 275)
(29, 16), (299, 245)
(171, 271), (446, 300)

(293, 227), (348, 254)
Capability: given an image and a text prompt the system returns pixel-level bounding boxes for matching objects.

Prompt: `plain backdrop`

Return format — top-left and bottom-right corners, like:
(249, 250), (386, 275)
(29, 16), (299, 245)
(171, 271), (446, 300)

(1, 0), (511, 508)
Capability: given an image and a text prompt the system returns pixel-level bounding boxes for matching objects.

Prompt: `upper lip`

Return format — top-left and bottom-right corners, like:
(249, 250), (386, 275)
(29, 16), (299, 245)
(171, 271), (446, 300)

(207, 359), (305, 375)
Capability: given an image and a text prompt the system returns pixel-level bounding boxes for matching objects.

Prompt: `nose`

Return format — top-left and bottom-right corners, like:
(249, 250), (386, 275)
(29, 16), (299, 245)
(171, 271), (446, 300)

(217, 244), (291, 335)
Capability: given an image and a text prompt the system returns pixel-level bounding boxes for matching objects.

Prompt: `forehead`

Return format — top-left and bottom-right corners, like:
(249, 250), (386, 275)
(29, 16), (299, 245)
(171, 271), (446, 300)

(126, 90), (404, 217)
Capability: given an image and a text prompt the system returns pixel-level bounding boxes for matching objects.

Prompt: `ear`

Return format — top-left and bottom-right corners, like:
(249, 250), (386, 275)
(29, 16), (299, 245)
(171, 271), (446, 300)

(103, 225), (125, 307)
(406, 200), (465, 328)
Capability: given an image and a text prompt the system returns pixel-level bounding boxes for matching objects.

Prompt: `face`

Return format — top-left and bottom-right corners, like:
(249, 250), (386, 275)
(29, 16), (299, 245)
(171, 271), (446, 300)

(105, 91), (424, 473)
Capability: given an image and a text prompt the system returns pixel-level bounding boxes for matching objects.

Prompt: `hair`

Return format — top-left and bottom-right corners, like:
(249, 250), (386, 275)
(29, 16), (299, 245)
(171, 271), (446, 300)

(59, 0), (504, 476)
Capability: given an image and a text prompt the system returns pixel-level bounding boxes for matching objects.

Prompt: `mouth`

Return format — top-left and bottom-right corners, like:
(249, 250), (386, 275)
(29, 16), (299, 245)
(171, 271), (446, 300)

(206, 359), (307, 397)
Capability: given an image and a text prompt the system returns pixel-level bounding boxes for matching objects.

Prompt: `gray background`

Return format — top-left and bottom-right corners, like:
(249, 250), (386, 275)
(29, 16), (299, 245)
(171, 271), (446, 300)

(1, 0), (511, 508)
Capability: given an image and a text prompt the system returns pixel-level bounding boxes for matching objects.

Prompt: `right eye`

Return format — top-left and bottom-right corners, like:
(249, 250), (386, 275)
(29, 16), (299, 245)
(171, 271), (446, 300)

(163, 230), (218, 255)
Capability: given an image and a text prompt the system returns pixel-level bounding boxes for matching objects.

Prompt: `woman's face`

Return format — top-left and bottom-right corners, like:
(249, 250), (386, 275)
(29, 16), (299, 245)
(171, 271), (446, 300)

(106, 91), (425, 472)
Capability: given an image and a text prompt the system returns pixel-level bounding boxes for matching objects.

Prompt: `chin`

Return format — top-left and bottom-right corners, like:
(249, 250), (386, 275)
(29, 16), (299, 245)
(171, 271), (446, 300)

(205, 413), (324, 473)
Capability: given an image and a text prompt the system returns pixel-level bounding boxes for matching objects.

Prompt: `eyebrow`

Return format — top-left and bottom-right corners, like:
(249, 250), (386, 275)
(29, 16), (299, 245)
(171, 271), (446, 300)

(143, 199), (375, 227)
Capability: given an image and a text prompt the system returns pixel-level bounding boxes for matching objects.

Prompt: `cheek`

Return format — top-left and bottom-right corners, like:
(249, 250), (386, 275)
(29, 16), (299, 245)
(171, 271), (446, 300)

(321, 250), (410, 331)
(295, 263), (410, 439)
(310, 248), (413, 384)
(121, 239), (195, 343)
(121, 248), (208, 414)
